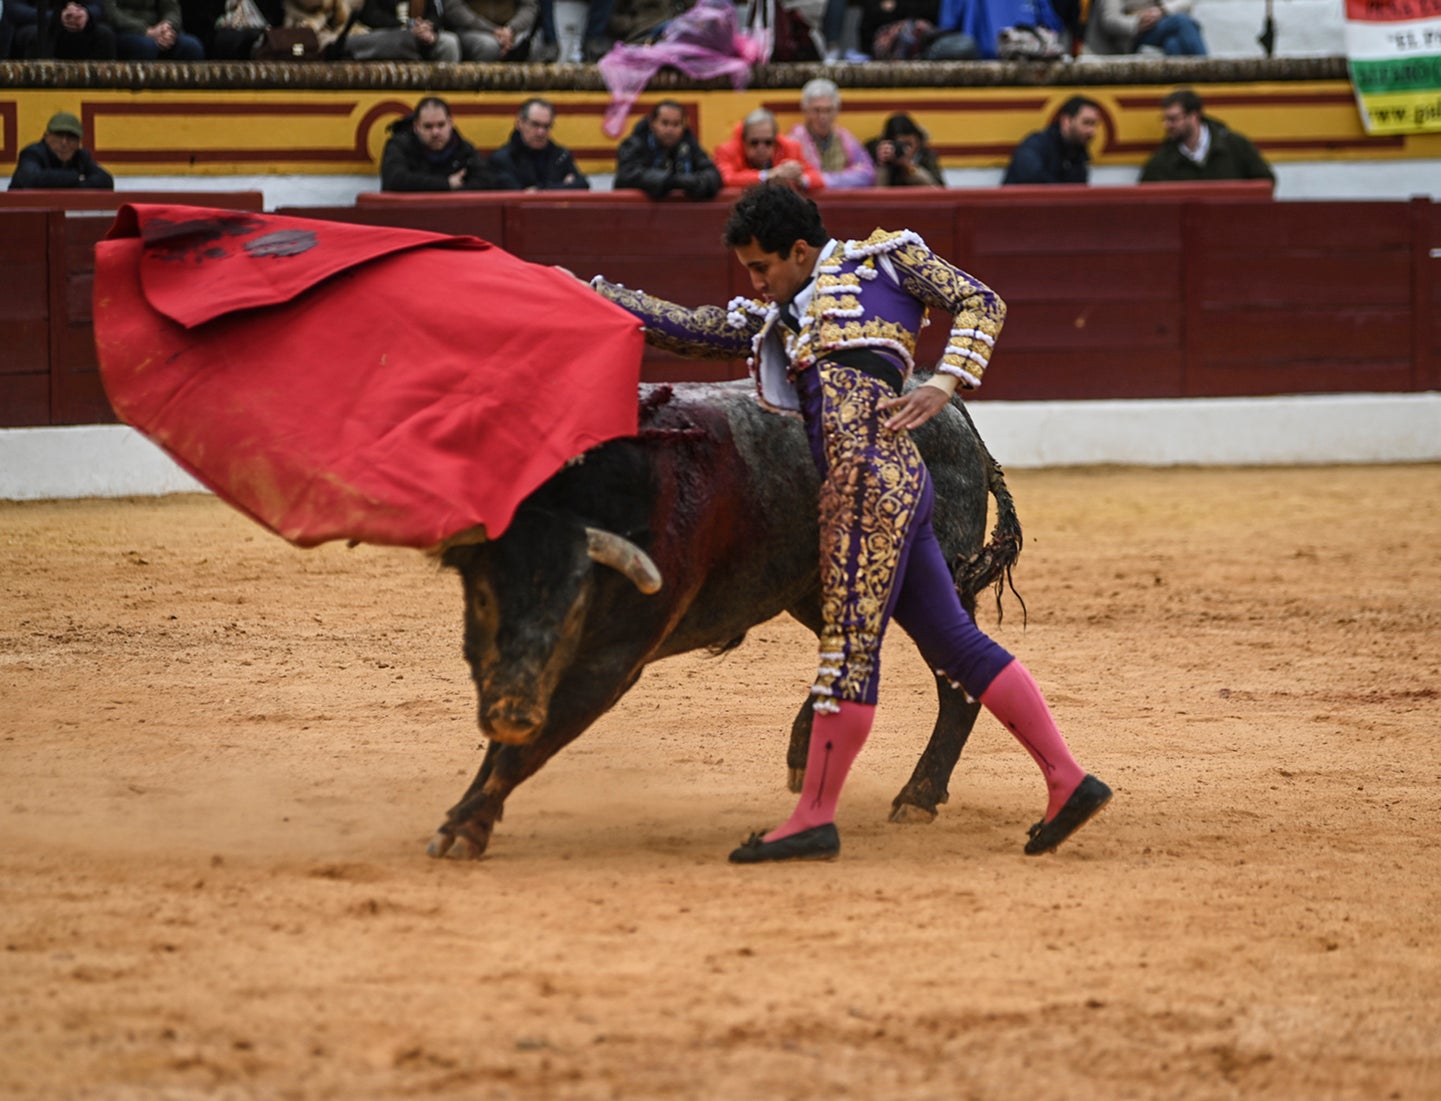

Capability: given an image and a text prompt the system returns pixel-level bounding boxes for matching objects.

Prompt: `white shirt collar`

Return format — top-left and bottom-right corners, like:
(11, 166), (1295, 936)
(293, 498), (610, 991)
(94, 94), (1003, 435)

(1180, 122), (1212, 166)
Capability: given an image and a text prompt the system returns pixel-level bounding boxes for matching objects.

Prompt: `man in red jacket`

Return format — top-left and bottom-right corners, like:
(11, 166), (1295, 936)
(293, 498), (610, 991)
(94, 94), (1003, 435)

(712, 108), (824, 193)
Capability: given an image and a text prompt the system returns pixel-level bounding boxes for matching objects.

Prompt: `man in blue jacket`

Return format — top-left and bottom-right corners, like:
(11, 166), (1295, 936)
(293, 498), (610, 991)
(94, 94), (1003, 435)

(9, 112), (114, 191)
(1001, 95), (1101, 185)
(487, 98), (590, 192)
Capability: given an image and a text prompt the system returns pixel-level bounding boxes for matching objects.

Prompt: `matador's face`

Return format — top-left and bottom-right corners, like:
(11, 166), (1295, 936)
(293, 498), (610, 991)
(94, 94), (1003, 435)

(733, 238), (816, 305)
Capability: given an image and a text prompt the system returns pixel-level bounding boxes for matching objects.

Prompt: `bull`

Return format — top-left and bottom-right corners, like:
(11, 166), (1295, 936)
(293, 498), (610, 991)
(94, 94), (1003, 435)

(427, 378), (1021, 859)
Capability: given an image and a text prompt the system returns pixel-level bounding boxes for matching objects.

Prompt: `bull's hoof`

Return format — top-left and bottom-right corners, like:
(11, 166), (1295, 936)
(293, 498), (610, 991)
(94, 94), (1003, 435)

(425, 825), (490, 860)
(787, 767), (805, 793)
(888, 802), (938, 825)
(446, 833), (487, 860)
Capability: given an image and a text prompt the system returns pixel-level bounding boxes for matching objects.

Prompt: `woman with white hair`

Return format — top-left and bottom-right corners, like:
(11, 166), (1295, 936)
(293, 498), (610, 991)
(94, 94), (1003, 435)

(789, 77), (876, 190)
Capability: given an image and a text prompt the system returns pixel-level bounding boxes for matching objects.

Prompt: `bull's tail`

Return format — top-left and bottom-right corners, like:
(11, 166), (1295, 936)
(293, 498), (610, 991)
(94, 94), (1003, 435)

(952, 401), (1026, 625)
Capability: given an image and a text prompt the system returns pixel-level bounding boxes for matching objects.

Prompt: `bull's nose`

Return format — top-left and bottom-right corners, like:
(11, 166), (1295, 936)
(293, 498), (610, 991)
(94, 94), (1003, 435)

(480, 700), (546, 744)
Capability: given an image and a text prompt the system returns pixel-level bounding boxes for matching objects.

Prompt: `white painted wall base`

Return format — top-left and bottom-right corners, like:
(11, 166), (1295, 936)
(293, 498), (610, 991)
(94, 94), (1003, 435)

(0, 425), (206, 501)
(3, 393), (1436, 502)
(965, 392), (1441, 469)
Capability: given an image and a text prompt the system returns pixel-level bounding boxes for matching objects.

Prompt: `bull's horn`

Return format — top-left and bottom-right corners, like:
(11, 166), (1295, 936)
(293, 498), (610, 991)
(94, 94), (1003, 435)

(585, 528), (663, 594)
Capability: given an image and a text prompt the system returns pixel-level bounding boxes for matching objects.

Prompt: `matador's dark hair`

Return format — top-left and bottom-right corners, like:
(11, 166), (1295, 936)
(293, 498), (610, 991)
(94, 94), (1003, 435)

(722, 182), (830, 254)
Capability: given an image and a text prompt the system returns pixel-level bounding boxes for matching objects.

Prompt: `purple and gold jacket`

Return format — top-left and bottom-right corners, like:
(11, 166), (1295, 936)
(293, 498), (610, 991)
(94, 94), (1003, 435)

(593, 228), (1005, 413)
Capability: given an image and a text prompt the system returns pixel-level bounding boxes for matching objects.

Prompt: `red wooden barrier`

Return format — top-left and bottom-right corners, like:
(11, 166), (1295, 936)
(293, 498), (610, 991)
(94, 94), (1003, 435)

(0, 190), (264, 211)
(0, 210), (51, 427)
(355, 189), (660, 206)
(3, 188), (1434, 429)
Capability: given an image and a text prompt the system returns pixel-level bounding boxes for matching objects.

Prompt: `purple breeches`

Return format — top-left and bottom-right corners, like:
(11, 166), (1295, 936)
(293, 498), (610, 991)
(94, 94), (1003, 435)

(797, 361), (1013, 710)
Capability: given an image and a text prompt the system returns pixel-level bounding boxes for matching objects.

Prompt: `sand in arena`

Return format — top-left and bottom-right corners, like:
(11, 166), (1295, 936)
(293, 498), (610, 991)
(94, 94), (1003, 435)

(2, 463), (1438, 1099)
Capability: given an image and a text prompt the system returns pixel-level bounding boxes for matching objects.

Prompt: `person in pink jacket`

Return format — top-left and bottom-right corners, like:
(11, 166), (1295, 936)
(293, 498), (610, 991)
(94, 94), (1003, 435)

(788, 77), (876, 190)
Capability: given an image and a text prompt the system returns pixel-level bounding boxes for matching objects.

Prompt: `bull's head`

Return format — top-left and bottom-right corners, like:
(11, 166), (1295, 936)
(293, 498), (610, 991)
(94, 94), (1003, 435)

(440, 512), (661, 745)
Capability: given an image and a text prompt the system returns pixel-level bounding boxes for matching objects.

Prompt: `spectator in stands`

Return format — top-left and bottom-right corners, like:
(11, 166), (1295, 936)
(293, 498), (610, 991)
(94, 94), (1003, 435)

(533, 0), (612, 61)
(1140, 89), (1275, 184)
(487, 97), (590, 191)
(821, 0), (854, 63)
(1002, 95), (1101, 185)
(380, 97), (495, 192)
(789, 78), (875, 190)
(607, 0), (690, 47)
(443, 0), (536, 59)
(614, 99), (721, 201)
(9, 112), (114, 191)
(281, 0), (349, 54)
(194, 0), (282, 59)
(103, 0), (204, 56)
(865, 113), (944, 188)
(7, 0), (118, 58)
(858, 0), (938, 60)
(713, 108), (823, 193)
(344, 0), (460, 59)
(1084, 0), (1206, 56)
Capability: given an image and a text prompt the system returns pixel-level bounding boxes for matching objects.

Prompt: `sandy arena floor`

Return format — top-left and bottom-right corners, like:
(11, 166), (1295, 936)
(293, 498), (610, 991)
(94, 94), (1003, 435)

(2, 464), (1439, 1100)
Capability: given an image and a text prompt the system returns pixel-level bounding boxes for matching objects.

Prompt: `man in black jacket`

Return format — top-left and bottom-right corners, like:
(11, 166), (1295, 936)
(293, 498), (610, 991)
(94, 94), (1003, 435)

(1140, 89), (1275, 184)
(7, 0), (118, 58)
(343, 0), (461, 60)
(8, 112), (114, 191)
(487, 98), (589, 192)
(379, 97), (495, 192)
(613, 100), (721, 201)
(1001, 95), (1101, 185)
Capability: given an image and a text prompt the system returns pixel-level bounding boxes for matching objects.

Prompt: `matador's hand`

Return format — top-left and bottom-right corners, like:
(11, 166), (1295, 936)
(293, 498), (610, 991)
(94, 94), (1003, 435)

(879, 385), (950, 432)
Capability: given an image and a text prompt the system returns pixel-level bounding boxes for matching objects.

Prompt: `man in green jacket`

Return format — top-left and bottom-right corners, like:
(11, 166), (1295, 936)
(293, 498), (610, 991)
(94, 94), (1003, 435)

(1140, 89), (1275, 184)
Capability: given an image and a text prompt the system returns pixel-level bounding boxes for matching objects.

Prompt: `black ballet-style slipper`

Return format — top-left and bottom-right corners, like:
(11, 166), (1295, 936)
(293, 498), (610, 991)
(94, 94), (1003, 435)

(728, 823), (840, 864)
(1024, 774), (1112, 855)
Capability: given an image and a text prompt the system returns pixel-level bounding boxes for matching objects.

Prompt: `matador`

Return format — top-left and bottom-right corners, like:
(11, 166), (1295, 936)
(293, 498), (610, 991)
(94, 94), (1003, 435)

(592, 183), (1112, 862)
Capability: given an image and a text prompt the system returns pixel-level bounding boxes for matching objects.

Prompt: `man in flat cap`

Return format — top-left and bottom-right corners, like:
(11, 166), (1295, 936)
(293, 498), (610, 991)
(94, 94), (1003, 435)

(8, 112), (115, 191)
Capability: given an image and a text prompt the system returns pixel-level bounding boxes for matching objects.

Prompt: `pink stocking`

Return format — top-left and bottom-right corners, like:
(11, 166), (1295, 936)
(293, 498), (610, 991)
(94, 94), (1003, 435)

(979, 660), (1086, 821)
(763, 701), (875, 842)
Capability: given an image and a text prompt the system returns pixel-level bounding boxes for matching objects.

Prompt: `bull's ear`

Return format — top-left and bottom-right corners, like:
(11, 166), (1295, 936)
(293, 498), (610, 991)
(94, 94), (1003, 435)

(585, 527), (663, 595)
(430, 524), (490, 554)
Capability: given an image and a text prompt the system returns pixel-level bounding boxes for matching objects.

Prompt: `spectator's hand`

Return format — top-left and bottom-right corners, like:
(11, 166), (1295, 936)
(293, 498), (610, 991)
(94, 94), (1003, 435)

(879, 385), (950, 432)
(771, 160), (804, 183)
(875, 140), (896, 165)
(413, 18), (437, 44)
(448, 167), (467, 189)
(61, 2), (89, 30)
(1136, 5), (1163, 30)
(148, 20), (177, 46)
(494, 25), (513, 52)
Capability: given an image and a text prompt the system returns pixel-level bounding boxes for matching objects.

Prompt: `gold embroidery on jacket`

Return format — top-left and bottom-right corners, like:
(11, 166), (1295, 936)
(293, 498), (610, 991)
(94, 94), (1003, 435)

(810, 365), (925, 709)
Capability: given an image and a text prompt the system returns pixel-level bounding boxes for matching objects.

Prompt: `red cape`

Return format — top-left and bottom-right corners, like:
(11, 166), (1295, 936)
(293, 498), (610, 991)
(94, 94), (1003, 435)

(93, 204), (645, 548)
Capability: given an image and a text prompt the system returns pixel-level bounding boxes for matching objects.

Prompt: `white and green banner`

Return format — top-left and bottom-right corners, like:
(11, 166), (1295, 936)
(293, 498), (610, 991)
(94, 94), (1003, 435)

(1345, 0), (1441, 133)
